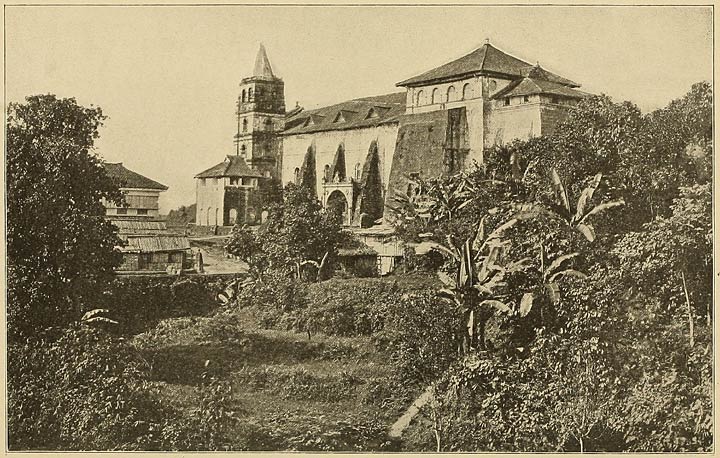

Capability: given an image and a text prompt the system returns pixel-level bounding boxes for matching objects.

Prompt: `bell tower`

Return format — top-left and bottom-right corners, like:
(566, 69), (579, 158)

(234, 44), (286, 179)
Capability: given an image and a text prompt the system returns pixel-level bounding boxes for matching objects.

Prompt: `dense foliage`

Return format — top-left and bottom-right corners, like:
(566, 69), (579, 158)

(7, 95), (124, 340)
(392, 83), (712, 452)
(225, 182), (347, 279)
(7, 323), (237, 450)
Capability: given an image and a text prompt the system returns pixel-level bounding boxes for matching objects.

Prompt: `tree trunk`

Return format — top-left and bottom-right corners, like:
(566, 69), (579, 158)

(681, 271), (694, 348)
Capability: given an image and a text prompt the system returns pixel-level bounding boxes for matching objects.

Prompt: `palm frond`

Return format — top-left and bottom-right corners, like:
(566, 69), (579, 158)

(578, 199), (625, 224)
(573, 173), (603, 223)
(549, 269), (588, 283)
(545, 253), (579, 278)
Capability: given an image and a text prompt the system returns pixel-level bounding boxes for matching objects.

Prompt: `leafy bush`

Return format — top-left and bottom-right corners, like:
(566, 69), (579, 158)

(375, 291), (460, 385)
(237, 269), (309, 329)
(9, 325), (171, 450)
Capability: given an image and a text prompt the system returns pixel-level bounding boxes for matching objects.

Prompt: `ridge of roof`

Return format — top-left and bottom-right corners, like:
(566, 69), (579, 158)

(195, 155), (263, 178)
(491, 77), (591, 100)
(104, 162), (168, 191)
(283, 92), (406, 135)
(397, 43), (580, 88)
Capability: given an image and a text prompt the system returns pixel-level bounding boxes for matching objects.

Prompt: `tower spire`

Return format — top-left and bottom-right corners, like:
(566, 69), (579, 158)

(253, 43), (275, 78)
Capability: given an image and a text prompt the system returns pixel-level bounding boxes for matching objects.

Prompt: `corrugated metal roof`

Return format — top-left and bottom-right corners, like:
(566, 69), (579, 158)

(104, 163), (168, 190)
(118, 234), (191, 252)
(112, 220), (168, 234)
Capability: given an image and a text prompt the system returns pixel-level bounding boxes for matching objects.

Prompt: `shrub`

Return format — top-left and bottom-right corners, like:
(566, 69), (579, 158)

(8, 325), (171, 450)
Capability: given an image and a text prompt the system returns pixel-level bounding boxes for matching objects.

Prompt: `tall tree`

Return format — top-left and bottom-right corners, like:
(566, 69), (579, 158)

(7, 95), (123, 340)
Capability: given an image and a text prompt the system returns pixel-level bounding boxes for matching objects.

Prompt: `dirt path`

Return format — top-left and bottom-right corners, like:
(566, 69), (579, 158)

(190, 239), (248, 274)
(388, 384), (434, 439)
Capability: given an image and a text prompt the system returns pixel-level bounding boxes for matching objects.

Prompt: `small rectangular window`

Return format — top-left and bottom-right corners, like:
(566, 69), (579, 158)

(137, 209), (148, 215)
(503, 98), (510, 106)
(523, 95), (530, 103)
(116, 208), (128, 215)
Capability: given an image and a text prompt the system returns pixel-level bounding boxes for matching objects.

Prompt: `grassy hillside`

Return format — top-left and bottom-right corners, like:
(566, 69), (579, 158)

(130, 273), (441, 451)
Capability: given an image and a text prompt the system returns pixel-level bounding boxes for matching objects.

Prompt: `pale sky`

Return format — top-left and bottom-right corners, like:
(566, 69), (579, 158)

(5, 5), (713, 212)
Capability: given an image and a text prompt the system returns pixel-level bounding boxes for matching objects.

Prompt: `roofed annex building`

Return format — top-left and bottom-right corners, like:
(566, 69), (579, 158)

(194, 41), (589, 228)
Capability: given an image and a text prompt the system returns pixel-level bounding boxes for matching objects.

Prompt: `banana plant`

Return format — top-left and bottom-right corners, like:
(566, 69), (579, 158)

(419, 215), (531, 352)
(80, 309), (118, 326)
(518, 245), (588, 322)
(515, 169), (624, 242)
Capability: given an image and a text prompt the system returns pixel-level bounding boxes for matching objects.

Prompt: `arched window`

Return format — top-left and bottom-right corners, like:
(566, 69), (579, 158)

(229, 208), (238, 225)
(462, 83), (472, 100)
(324, 164), (331, 182)
(264, 170), (271, 178)
(447, 86), (456, 102)
(416, 90), (424, 106)
(206, 208), (211, 226)
(294, 167), (301, 184)
(242, 118), (248, 133)
(215, 208), (220, 226)
(240, 144), (247, 155)
(355, 163), (362, 180)
(264, 118), (273, 131)
(431, 88), (439, 104)
(241, 89), (246, 103)
(248, 87), (253, 101)
(198, 208), (203, 224)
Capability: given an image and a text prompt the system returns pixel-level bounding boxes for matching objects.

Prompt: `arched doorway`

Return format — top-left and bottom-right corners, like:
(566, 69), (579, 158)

(326, 190), (349, 225)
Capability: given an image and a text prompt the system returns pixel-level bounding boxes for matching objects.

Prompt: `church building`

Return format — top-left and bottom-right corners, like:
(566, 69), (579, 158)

(194, 41), (589, 228)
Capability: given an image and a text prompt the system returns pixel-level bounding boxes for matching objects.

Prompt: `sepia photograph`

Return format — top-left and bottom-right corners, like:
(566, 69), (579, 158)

(3, 3), (714, 453)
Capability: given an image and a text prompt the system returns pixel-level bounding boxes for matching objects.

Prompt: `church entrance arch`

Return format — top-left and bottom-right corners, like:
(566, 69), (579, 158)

(326, 190), (349, 225)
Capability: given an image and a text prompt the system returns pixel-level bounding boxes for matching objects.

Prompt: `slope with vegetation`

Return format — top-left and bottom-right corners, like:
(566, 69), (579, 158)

(6, 82), (713, 452)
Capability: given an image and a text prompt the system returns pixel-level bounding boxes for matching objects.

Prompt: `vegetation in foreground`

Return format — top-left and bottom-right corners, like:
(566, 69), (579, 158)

(7, 82), (713, 451)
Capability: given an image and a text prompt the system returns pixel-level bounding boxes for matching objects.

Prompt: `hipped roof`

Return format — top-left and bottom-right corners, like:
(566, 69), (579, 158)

(397, 43), (579, 88)
(492, 77), (591, 100)
(195, 155), (263, 178)
(104, 163), (168, 191)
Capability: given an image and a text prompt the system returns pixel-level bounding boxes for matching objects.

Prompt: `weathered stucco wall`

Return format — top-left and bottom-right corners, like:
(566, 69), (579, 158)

(486, 101), (543, 147)
(281, 123), (399, 200)
(195, 178), (226, 226)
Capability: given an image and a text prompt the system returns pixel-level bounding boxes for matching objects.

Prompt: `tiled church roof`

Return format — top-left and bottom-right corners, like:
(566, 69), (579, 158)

(283, 92), (406, 135)
(104, 163), (168, 190)
(195, 155), (263, 178)
(397, 43), (579, 88)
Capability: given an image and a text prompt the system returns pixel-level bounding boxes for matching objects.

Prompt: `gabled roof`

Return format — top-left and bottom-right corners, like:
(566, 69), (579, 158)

(397, 43), (579, 88)
(491, 77), (591, 100)
(283, 92), (406, 135)
(195, 155), (263, 178)
(104, 163), (168, 191)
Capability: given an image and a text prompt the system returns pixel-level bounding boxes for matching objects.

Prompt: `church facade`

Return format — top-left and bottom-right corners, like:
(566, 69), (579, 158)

(195, 41), (589, 227)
